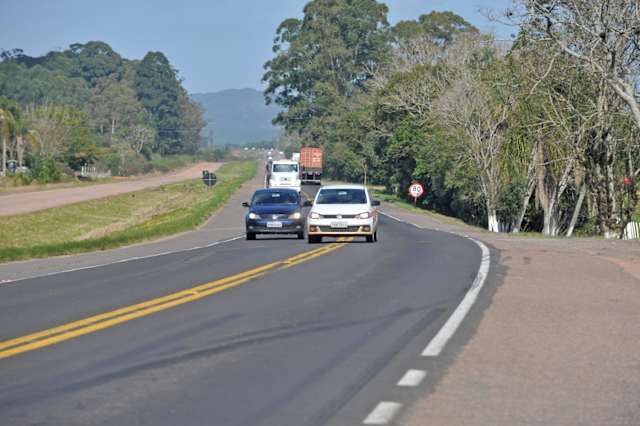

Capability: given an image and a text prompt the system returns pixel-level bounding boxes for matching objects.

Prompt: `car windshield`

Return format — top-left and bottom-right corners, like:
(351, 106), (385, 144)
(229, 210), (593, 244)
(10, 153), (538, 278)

(252, 191), (299, 205)
(272, 164), (298, 173)
(316, 189), (367, 204)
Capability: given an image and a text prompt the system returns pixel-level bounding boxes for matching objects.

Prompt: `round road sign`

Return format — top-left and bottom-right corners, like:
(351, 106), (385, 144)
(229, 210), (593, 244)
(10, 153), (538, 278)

(409, 182), (424, 199)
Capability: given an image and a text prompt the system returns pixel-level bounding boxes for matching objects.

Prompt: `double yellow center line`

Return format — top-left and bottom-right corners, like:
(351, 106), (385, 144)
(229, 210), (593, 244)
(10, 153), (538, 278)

(0, 237), (352, 360)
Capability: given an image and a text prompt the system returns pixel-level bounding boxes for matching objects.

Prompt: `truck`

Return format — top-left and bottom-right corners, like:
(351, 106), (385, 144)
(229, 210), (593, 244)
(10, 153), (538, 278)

(299, 147), (323, 185)
(268, 159), (301, 192)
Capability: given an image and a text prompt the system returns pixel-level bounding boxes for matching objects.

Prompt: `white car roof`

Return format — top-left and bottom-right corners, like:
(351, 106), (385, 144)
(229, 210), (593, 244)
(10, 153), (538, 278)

(319, 184), (367, 191)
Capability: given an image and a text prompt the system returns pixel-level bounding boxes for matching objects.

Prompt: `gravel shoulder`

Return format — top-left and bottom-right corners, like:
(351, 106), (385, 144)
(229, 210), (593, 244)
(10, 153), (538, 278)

(380, 203), (640, 426)
(0, 162), (222, 216)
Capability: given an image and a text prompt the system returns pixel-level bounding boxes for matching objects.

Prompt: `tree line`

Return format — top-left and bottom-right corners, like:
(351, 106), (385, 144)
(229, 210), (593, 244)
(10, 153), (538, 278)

(264, 0), (640, 238)
(0, 42), (204, 180)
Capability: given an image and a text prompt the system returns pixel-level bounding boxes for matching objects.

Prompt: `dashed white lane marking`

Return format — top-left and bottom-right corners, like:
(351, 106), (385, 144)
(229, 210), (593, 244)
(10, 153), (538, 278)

(422, 236), (490, 356)
(0, 235), (244, 284)
(363, 402), (403, 425)
(397, 369), (427, 387)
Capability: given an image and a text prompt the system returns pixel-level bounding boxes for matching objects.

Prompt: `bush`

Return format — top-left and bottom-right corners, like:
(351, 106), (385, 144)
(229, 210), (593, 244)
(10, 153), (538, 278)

(31, 155), (62, 183)
(10, 173), (32, 187)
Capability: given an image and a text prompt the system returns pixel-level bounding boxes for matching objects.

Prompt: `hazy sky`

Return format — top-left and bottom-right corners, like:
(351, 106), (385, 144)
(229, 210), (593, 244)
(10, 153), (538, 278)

(1, 0), (515, 94)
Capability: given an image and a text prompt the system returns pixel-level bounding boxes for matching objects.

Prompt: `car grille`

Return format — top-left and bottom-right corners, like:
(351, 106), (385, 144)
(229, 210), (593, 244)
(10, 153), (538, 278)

(261, 214), (289, 220)
(321, 214), (357, 219)
(318, 226), (361, 232)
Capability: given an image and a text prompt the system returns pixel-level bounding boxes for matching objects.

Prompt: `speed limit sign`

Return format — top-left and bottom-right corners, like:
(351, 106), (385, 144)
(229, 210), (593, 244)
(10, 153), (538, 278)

(408, 182), (424, 199)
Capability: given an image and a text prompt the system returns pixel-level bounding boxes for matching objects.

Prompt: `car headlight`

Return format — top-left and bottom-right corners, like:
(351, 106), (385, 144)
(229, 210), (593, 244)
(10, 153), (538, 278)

(289, 212), (302, 220)
(310, 212), (321, 219)
(357, 211), (371, 219)
(248, 212), (260, 220)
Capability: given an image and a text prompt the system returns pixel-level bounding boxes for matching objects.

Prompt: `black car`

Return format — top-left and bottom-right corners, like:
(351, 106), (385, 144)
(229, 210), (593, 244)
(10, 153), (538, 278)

(243, 188), (306, 240)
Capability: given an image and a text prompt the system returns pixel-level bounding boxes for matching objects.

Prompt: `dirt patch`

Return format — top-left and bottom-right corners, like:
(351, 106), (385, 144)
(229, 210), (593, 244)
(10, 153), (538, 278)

(0, 162), (221, 216)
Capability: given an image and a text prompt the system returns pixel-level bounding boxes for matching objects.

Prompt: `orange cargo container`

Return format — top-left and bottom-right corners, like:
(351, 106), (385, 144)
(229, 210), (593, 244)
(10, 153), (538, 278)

(299, 147), (323, 184)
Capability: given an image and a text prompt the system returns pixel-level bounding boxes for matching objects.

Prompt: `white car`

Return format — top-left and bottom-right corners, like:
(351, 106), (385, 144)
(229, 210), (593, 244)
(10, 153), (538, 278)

(307, 185), (380, 243)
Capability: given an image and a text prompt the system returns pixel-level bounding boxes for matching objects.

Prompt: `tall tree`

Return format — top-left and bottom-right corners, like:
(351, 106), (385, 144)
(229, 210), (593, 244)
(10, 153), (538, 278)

(263, 0), (390, 133)
(134, 52), (183, 154)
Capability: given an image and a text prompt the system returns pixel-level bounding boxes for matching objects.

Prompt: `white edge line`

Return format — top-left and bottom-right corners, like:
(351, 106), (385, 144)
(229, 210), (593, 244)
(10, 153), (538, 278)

(378, 210), (491, 357)
(397, 369), (427, 387)
(363, 401), (403, 425)
(1, 235), (244, 284)
(422, 238), (489, 356)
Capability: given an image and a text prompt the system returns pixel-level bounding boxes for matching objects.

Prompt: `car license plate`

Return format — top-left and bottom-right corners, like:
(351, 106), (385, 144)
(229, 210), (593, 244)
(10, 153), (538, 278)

(330, 221), (348, 229)
(267, 221), (283, 228)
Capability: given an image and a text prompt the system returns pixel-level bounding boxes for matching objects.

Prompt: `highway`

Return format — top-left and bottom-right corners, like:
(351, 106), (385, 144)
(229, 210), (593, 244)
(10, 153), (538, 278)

(0, 185), (483, 426)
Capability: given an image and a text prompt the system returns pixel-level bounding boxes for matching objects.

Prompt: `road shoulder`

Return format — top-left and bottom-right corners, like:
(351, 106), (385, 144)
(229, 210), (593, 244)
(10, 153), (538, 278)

(379, 202), (640, 426)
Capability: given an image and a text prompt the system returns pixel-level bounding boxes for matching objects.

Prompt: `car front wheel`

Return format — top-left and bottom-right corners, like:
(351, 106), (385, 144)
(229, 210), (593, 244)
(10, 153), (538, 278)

(246, 232), (256, 241)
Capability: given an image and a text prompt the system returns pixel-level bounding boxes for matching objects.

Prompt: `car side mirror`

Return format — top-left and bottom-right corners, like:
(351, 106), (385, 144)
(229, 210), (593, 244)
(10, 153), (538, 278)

(242, 202), (250, 207)
(371, 200), (381, 206)
(303, 200), (313, 207)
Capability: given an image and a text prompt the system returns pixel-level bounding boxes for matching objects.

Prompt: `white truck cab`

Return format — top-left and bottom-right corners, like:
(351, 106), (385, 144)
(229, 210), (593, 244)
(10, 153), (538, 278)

(269, 160), (301, 192)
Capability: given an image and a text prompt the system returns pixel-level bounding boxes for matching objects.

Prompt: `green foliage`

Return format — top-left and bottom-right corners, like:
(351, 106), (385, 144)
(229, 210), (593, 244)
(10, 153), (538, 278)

(0, 41), (204, 177)
(393, 11), (478, 46)
(0, 161), (257, 262)
(263, 0), (389, 132)
(30, 155), (62, 183)
(134, 52), (183, 154)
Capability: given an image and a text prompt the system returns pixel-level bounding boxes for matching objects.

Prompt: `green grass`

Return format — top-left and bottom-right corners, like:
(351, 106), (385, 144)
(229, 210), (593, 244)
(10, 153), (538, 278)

(0, 161), (257, 262)
(370, 189), (477, 229)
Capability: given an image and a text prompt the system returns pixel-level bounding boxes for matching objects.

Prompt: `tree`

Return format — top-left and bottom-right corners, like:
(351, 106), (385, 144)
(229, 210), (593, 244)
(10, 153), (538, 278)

(86, 77), (150, 143)
(516, 0), (640, 237)
(68, 41), (124, 87)
(263, 0), (390, 133)
(23, 104), (99, 170)
(431, 38), (514, 232)
(518, 0), (640, 130)
(134, 51), (184, 154)
(393, 11), (478, 47)
(0, 97), (21, 175)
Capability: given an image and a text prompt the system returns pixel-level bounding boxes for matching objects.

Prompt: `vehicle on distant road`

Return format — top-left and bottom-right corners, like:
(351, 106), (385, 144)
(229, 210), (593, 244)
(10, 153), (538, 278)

(243, 188), (306, 240)
(299, 147), (323, 185)
(291, 152), (300, 162)
(306, 184), (380, 243)
(268, 159), (301, 192)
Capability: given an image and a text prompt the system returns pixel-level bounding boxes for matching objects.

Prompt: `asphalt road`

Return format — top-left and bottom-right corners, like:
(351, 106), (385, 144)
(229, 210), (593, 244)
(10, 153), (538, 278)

(0, 186), (482, 426)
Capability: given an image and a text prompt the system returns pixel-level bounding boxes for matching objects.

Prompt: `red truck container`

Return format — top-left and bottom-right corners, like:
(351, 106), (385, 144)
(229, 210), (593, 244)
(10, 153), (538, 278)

(299, 147), (323, 185)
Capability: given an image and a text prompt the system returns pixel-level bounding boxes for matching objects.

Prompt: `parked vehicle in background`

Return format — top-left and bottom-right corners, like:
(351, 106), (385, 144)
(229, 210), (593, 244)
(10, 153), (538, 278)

(307, 184), (380, 243)
(300, 147), (323, 185)
(243, 188), (305, 240)
(291, 152), (300, 162)
(268, 160), (301, 192)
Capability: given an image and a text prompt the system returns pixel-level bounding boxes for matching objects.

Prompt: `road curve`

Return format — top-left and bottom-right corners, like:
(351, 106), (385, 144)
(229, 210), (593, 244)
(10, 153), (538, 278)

(0, 162), (221, 216)
(0, 215), (481, 425)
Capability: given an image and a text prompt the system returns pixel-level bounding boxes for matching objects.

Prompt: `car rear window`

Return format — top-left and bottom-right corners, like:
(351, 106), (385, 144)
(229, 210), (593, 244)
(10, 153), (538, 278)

(316, 189), (367, 204)
(252, 191), (299, 205)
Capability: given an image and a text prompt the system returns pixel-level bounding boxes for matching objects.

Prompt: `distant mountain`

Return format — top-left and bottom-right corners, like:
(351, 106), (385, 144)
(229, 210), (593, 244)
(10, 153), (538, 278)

(191, 88), (282, 146)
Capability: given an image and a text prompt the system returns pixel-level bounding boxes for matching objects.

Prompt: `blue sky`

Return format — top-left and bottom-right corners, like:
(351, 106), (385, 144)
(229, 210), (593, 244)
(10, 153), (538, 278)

(0, 0), (515, 93)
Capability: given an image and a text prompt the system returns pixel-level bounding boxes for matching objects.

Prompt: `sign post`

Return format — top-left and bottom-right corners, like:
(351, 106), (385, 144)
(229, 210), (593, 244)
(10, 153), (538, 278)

(408, 182), (425, 206)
